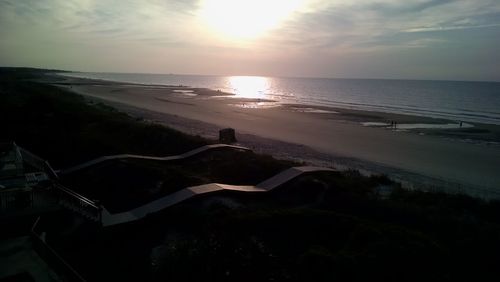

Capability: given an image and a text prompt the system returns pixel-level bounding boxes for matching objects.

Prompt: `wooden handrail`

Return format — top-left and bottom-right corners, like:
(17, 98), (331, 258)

(54, 184), (100, 209)
(59, 144), (251, 175)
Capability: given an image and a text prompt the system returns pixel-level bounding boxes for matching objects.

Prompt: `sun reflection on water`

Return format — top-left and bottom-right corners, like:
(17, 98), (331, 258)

(229, 76), (269, 99)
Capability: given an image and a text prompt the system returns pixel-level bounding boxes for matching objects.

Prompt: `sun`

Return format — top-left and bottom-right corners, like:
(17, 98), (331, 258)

(198, 0), (303, 39)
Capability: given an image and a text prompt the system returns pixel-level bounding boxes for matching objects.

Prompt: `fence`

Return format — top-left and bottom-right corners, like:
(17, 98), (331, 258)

(53, 184), (102, 223)
(30, 216), (87, 282)
(18, 147), (59, 179)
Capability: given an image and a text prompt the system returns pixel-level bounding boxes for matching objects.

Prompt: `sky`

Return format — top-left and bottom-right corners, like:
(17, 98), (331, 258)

(0, 0), (499, 81)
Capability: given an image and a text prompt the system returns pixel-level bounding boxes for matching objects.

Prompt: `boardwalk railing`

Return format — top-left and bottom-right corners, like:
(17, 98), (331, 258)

(58, 144), (251, 175)
(101, 166), (335, 226)
(31, 217), (87, 282)
(53, 184), (102, 223)
(19, 147), (59, 179)
(44, 144), (336, 226)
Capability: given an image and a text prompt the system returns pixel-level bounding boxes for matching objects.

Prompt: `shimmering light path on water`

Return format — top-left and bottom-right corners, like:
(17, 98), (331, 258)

(62, 72), (500, 125)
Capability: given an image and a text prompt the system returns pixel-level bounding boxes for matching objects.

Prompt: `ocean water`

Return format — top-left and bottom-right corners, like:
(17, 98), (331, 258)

(62, 72), (500, 125)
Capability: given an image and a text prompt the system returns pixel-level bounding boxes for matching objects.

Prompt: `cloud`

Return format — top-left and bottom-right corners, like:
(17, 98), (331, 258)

(405, 23), (500, 32)
(268, 0), (500, 52)
(367, 0), (455, 14)
(403, 12), (500, 32)
(0, 0), (197, 38)
(0, 0), (499, 80)
(1, 0), (498, 50)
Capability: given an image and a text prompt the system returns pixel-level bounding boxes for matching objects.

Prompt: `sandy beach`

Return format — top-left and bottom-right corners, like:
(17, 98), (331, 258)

(47, 75), (500, 197)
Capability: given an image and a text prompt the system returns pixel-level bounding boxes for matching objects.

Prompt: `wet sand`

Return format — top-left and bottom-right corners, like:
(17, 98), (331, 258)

(47, 75), (500, 197)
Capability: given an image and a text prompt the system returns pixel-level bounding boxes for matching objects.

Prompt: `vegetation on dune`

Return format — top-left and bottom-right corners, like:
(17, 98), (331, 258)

(61, 150), (294, 212)
(0, 68), (207, 167)
(49, 171), (500, 282)
(146, 172), (500, 282)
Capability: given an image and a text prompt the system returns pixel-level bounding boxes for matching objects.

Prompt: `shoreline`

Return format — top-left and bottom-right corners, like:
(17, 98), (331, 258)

(45, 74), (500, 198)
(48, 73), (500, 144)
(55, 72), (500, 126)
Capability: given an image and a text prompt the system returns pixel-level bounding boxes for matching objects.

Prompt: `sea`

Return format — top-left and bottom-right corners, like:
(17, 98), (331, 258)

(61, 72), (500, 125)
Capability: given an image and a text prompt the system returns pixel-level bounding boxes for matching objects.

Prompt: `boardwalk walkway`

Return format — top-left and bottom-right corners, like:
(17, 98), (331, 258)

(101, 166), (335, 226)
(58, 144), (251, 175)
(55, 144), (335, 226)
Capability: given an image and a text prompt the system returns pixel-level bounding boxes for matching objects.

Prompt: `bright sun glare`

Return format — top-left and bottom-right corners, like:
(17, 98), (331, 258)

(229, 76), (269, 99)
(199, 0), (303, 39)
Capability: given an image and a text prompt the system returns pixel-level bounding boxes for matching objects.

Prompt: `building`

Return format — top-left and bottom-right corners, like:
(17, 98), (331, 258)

(0, 142), (52, 211)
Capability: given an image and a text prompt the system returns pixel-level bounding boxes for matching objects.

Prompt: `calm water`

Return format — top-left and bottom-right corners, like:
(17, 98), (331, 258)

(62, 72), (500, 125)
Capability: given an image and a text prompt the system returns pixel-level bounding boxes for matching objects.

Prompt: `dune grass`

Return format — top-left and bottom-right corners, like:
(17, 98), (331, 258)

(49, 171), (500, 282)
(61, 149), (294, 212)
(146, 172), (500, 282)
(0, 68), (207, 167)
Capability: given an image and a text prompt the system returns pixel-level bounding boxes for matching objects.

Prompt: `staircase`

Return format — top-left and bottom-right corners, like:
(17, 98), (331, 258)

(53, 184), (102, 223)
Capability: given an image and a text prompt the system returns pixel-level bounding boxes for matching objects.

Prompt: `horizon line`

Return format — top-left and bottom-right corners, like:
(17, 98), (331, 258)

(2, 65), (500, 83)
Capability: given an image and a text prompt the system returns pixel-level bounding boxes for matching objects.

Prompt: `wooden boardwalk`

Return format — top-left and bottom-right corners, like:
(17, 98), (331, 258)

(101, 166), (335, 226)
(58, 144), (251, 175)
(54, 144), (335, 226)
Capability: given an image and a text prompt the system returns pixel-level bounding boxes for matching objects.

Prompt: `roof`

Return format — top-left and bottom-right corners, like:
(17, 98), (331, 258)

(0, 143), (23, 179)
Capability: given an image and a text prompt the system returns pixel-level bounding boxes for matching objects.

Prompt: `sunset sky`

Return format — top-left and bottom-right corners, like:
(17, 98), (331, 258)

(1, 0), (499, 81)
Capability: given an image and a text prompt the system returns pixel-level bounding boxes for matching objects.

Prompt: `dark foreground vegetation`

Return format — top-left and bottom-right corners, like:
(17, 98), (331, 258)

(46, 172), (500, 282)
(2, 68), (500, 282)
(0, 67), (207, 168)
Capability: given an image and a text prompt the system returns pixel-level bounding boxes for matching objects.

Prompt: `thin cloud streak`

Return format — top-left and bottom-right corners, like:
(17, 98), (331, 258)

(405, 23), (500, 33)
